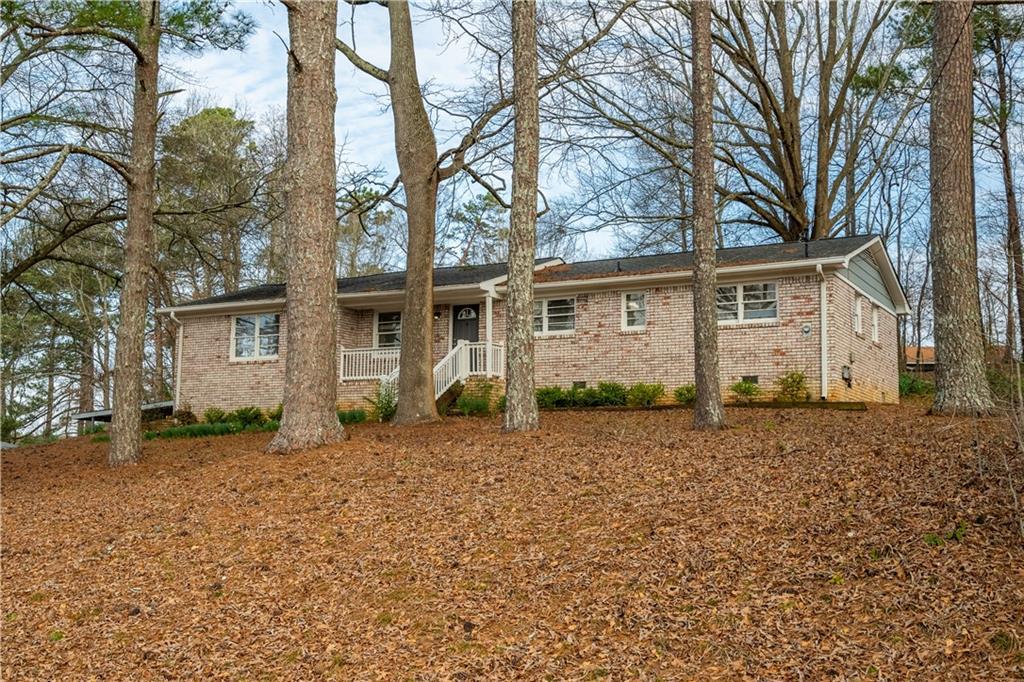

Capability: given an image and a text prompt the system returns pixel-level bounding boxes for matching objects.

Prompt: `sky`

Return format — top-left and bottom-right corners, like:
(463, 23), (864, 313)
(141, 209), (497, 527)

(166, 1), (478, 193)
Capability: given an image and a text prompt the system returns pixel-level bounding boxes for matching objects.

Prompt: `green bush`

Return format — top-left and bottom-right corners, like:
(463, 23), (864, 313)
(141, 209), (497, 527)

(986, 366), (1020, 402)
(337, 408), (367, 425)
(674, 384), (697, 406)
(496, 395), (507, 412)
(730, 380), (760, 403)
(627, 382), (665, 407)
(1, 414), (18, 441)
(456, 394), (492, 416)
(774, 371), (809, 402)
(899, 373), (934, 397)
(568, 387), (603, 407)
(80, 423), (107, 435)
(365, 381), (398, 422)
(91, 433), (110, 443)
(203, 407), (228, 424)
(227, 406), (265, 427)
(596, 382), (628, 406)
(18, 434), (58, 446)
(268, 403), (284, 421)
(536, 386), (567, 409)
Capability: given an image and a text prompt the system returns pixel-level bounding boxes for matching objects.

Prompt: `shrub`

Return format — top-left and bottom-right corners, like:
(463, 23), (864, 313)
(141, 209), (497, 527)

(18, 435), (58, 446)
(337, 408), (367, 425)
(204, 407), (228, 424)
(596, 382), (628, 406)
(899, 373), (933, 397)
(627, 382), (664, 407)
(673, 384), (697, 406)
(80, 423), (107, 435)
(1, 414), (17, 441)
(227, 406), (265, 427)
(91, 433), (110, 443)
(536, 386), (567, 409)
(172, 408), (197, 425)
(986, 366), (1020, 402)
(568, 387), (603, 407)
(150, 422), (242, 439)
(496, 395), (507, 412)
(456, 394), (492, 416)
(365, 381), (398, 422)
(774, 371), (809, 402)
(268, 403), (284, 421)
(730, 380), (761, 403)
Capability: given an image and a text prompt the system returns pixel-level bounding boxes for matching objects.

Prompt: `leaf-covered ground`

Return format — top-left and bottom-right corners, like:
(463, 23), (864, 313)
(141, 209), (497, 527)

(3, 406), (1023, 679)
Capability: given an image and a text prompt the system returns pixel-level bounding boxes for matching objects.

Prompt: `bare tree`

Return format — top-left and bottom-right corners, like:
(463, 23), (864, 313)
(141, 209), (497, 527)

(504, 0), (540, 433)
(929, 0), (993, 416)
(690, 0), (724, 430)
(267, 0), (345, 453)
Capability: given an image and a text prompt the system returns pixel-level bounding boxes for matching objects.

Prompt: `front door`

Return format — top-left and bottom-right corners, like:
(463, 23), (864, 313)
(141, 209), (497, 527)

(451, 304), (480, 347)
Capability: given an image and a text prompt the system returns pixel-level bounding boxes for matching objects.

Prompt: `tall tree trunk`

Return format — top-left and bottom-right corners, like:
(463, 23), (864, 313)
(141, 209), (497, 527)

(992, 26), (1024, 356)
(811, 0), (838, 239)
(504, 0), (540, 433)
(267, 0), (345, 453)
(691, 0), (725, 430)
(44, 325), (56, 437)
(110, 0), (160, 466)
(79, 340), (95, 413)
(389, 0), (440, 425)
(929, 0), (993, 416)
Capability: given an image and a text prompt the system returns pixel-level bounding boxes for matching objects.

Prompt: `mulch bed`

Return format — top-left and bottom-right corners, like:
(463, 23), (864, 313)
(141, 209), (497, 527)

(3, 405), (1023, 679)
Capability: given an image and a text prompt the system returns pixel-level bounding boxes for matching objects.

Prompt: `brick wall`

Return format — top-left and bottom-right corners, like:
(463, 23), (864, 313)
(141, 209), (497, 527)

(827, 276), (899, 403)
(175, 273), (899, 415)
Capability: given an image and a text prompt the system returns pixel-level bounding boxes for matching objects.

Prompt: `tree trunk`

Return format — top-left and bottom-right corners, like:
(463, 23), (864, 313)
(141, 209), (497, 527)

(44, 325), (56, 437)
(153, 302), (165, 400)
(110, 0), (160, 466)
(929, 0), (993, 416)
(79, 340), (95, 413)
(691, 0), (725, 430)
(503, 0), (540, 433)
(389, 0), (440, 425)
(811, 0), (838, 240)
(267, 0), (345, 453)
(992, 27), (1023, 356)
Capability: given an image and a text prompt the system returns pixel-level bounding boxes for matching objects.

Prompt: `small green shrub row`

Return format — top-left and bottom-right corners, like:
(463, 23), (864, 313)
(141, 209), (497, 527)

(899, 373), (934, 397)
(532, 382), (667, 409)
(337, 408), (368, 424)
(204, 405), (266, 427)
(145, 421), (278, 440)
(674, 384), (696, 405)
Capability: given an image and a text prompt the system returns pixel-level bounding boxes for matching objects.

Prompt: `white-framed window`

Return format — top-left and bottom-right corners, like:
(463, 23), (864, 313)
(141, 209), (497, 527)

(716, 282), (778, 323)
(871, 305), (880, 343)
(622, 291), (646, 330)
(853, 296), (863, 334)
(533, 297), (576, 334)
(232, 313), (280, 360)
(375, 311), (402, 348)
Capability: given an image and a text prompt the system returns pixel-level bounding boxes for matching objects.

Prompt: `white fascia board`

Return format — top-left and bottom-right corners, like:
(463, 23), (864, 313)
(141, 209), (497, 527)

(156, 299), (286, 316)
(515, 257), (848, 295)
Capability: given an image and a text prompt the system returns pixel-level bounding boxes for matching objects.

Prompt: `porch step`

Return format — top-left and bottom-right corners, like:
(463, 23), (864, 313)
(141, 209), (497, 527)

(436, 381), (464, 415)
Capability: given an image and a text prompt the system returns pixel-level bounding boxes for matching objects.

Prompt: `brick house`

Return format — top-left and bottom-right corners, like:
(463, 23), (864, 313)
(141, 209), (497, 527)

(159, 234), (909, 414)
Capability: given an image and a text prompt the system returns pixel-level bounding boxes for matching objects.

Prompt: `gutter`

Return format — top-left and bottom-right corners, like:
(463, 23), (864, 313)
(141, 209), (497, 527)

(169, 311), (183, 409)
(816, 264), (828, 400)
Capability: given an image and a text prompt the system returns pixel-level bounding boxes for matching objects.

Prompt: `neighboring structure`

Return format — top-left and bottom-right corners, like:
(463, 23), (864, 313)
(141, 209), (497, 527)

(905, 346), (936, 373)
(158, 235), (909, 413)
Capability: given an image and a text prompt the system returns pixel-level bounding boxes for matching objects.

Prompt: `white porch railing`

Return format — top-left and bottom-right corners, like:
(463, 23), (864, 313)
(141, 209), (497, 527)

(339, 347), (400, 380)
(340, 341), (505, 400)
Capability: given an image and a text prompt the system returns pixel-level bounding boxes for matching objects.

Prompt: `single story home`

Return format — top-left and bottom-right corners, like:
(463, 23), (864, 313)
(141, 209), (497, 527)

(158, 234), (909, 414)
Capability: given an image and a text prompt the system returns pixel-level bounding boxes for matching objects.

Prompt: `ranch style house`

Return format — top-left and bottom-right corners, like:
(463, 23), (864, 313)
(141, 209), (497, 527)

(157, 234), (909, 414)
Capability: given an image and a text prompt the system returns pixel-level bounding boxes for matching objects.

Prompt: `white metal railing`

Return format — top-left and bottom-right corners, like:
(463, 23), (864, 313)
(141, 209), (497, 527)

(340, 347), (400, 381)
(340, 341), (506, 400)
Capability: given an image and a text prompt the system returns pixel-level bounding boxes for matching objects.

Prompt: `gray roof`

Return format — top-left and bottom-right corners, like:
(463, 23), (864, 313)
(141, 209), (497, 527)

(534, 235), (875, 283)
(174, 235), (877, 308)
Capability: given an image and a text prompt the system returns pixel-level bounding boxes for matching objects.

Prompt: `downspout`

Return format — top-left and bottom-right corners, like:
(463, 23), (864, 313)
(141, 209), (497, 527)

(169, 311), (183, 409)
(816, 265), (828, 400)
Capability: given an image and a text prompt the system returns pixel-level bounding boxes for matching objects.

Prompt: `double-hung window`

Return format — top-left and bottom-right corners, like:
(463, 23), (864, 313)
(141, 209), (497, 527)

(853, 297), (863, 334)
(376, 311), (402, 348)
(622, 292), (646, 329)
(871, 305), (880, 343)
(533, 298), (576, 334)
(716, 283), (778, 323)
(233, 313), (280, 359)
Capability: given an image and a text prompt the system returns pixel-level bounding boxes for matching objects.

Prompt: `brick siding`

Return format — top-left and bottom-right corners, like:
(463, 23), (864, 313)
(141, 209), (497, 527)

(175, 272), (900, 415)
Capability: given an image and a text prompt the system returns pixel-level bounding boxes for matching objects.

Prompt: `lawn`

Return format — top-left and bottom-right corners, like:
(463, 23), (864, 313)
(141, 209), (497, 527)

(2, 406), (1022, 679)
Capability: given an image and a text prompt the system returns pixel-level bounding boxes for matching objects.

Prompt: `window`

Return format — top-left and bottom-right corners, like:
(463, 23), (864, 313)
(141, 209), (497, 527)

(853, 297), (863, 334)
(533, 298), (576, 334)
(622, 292), (646, 329)
(871, 305), (879, 343)
(232, 313), (280, 359)
(376, 311), (401, 348)
(716, 283), (778, 323)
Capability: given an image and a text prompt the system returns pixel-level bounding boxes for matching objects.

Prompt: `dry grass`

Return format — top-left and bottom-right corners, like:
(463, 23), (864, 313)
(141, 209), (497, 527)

(2, 405), (1022, 679)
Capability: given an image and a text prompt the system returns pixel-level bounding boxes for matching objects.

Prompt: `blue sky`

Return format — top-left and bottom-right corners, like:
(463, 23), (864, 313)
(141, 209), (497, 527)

(167, 1), (476, 182)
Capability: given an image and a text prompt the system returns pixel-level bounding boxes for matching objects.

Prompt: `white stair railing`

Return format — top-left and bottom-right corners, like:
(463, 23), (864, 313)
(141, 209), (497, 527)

(433, 341), (470, 399)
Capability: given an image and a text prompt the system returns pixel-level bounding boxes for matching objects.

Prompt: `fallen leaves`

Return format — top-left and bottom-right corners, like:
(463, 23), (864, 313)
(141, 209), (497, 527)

(1, 405), (1023, 678)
